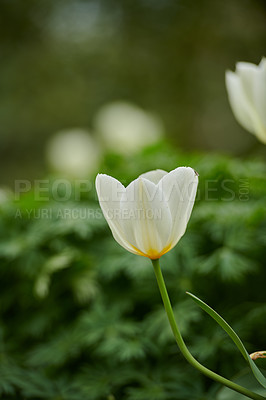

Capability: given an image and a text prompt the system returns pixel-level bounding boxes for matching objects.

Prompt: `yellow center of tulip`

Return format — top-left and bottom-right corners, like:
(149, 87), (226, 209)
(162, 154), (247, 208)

(131, 243), (172, 260)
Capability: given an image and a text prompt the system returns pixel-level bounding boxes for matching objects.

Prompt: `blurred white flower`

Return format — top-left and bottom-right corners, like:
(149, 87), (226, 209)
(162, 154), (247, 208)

(96, 167), (198, 260)
(0, 187), (13, 204)
(94, 101), (164, 154)
(46, 129), (101, 178)
(225, 58), (266, 144)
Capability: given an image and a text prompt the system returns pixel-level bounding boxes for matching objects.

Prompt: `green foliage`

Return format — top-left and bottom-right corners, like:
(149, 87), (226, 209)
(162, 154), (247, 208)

(217, 370), (266, 400)
(0, 146), (266, 399)
(187, 292), (266, 388)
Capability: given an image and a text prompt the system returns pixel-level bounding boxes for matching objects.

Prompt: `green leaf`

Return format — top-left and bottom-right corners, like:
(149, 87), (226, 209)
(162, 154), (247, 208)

(187, 292), (266, 389)
(216, 369), (266, 400)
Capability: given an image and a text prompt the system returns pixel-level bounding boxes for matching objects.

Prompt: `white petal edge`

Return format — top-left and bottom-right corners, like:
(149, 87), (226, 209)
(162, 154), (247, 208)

(139, 169), (168, 184)
(225, 70), (257, 135)
(253, 58), (266, 135)
(160, 167), (198, 249)
(95, 174), (140, 255)
(236, 61), (258, 104)
(236, 61), (266, 133)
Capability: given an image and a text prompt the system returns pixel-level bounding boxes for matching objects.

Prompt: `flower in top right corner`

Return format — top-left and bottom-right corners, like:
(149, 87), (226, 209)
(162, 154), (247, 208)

(225, 57), (266, 144)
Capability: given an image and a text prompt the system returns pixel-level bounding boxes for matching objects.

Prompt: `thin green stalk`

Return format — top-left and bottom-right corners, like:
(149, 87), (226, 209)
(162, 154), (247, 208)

(152, 258), (265, 400)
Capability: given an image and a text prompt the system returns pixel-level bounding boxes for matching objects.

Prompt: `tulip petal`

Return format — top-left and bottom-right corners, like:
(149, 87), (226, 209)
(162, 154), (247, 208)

(160, 167), (198, 248)
(120, 177), (172, 258)
(236, 62), (259, 104)
(236, 61), (266, 141)
(139, 169), (168, 184)
(254, 58), (266, 130)
(95, 174), (140, 255)
(225, 71), (256, 135)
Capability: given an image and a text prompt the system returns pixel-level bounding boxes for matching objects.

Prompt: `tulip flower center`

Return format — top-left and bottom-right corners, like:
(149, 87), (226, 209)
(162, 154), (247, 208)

(130, 243), (172, 260)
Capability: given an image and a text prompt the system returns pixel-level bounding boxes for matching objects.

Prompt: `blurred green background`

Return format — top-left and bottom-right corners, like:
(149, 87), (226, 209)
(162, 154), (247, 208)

(0, 1), (266, 399)
(0, 0), (266, 183)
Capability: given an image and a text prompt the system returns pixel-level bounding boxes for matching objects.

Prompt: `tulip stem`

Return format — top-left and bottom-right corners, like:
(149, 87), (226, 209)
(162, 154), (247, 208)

(151, 258), (265, 400)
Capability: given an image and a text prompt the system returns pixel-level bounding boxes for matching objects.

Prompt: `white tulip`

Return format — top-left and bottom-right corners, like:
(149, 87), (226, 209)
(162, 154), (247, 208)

(0, 187), (13, 204)
(96, 167), (198, 259)
(46, 129), (101, 178)
(94, 101), (164, 155)
(225, 58), (266, 144)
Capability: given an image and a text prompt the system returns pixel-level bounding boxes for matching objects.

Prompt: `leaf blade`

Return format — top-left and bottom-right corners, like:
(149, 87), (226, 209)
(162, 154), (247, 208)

(186, 292), (266, 389)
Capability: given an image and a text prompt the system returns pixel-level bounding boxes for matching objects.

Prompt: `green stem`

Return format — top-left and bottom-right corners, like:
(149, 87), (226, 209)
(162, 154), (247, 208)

(152, 259), (265, 400)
